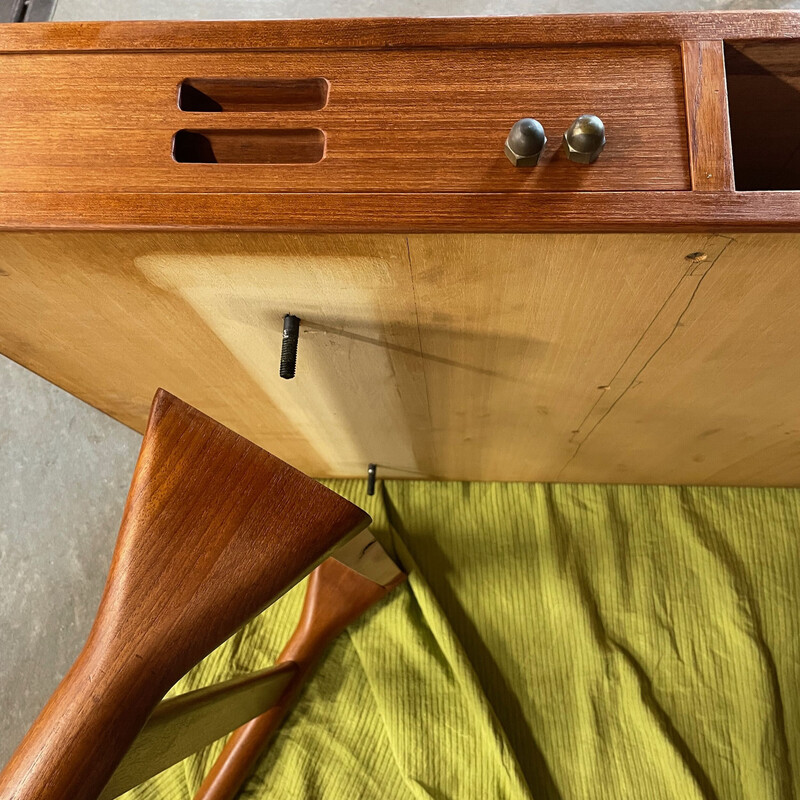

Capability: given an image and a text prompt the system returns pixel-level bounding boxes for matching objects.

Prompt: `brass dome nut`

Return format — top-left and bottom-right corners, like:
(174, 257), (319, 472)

(563, 114), (606, 164)
(504, 118), (547, 167)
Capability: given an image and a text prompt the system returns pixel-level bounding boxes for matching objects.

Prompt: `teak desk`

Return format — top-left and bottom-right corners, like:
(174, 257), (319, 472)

(1, 12), (799, 485)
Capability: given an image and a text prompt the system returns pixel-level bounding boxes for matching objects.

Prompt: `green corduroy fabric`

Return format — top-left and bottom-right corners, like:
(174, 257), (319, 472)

(124, 482), (800, 800)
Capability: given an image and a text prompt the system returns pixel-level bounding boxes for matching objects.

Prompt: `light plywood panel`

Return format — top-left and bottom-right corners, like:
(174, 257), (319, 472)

(2, 231), (799, 485)
(406, 233), (730, 481)
(0, 232), (429, 477)
(560, 234), (800, 486)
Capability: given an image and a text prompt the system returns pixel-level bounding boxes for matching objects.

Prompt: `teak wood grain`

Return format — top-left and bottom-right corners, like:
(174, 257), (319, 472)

(194, 558), (406, 800)
(0, 12), (798, 230)
(0, 12), (798, 52)
(681, 40), (734, 191)
(0, 389), (370, 800)
(0, 46), (689, 194)
(0, 12), (799, 487)
(3, 191), (800, 231)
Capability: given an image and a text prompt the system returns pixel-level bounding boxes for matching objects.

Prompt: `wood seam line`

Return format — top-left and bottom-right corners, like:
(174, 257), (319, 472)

(405, 235), (437, 472)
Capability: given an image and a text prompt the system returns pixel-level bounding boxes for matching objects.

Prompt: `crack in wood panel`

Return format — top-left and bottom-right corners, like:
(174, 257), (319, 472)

(407, 233), (709, 481)
(4, 229), (798, 484)
(557, 235), (733, 479)
(559, 233), (800, 486)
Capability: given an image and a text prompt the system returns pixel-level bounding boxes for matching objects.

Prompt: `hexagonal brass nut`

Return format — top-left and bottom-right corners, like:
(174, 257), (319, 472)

(504, 139), (543, 167)
(562, 115), (606, 164)
(562, 135), (605, 164)
(564, 114), (606, 164)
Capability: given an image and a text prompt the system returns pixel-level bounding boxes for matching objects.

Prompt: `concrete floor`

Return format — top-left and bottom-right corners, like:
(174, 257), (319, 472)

(0, 357), (141, 762)
(3, 0), (800, 773)
(49, 0), (800, 19)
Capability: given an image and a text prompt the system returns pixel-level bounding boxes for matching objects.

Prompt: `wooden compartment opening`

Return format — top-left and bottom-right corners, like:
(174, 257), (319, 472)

(172, 129), (326, 164)
(177, 78), (329, 112)
(725, 41), (800, 191)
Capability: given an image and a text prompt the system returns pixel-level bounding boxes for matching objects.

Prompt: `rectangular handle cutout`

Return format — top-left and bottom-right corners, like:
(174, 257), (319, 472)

(172, 129), (326, 164)
(178, 78), (329, 112)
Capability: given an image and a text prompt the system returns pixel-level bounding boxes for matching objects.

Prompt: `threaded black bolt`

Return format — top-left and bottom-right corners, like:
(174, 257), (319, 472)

(280, 315), (301, 380)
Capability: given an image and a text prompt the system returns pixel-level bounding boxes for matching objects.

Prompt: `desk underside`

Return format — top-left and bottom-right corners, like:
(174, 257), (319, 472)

(2, 230), (798, 486)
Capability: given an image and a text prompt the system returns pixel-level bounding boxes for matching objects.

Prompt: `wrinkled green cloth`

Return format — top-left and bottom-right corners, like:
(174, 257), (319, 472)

(126, 482), (800, 800)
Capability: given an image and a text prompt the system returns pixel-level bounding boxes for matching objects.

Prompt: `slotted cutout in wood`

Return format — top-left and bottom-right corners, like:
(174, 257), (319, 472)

(177, 77), (329, 112)
(172, 129), (326, 164)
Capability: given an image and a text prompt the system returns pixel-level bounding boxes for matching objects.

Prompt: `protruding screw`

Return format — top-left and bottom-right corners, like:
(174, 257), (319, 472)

(280, 314), (300, 380)
(504, 118), (547, 167)
(563, 115), (606, 164)
(367, 463), (377, 496)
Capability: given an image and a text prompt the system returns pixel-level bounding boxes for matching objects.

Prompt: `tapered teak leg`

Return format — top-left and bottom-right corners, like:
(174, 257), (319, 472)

(194, 556), (406, 800)
(0, 389), (370, 800)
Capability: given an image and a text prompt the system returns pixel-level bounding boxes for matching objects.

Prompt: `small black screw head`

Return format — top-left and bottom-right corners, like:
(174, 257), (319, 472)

(367, 463), (377, 496)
